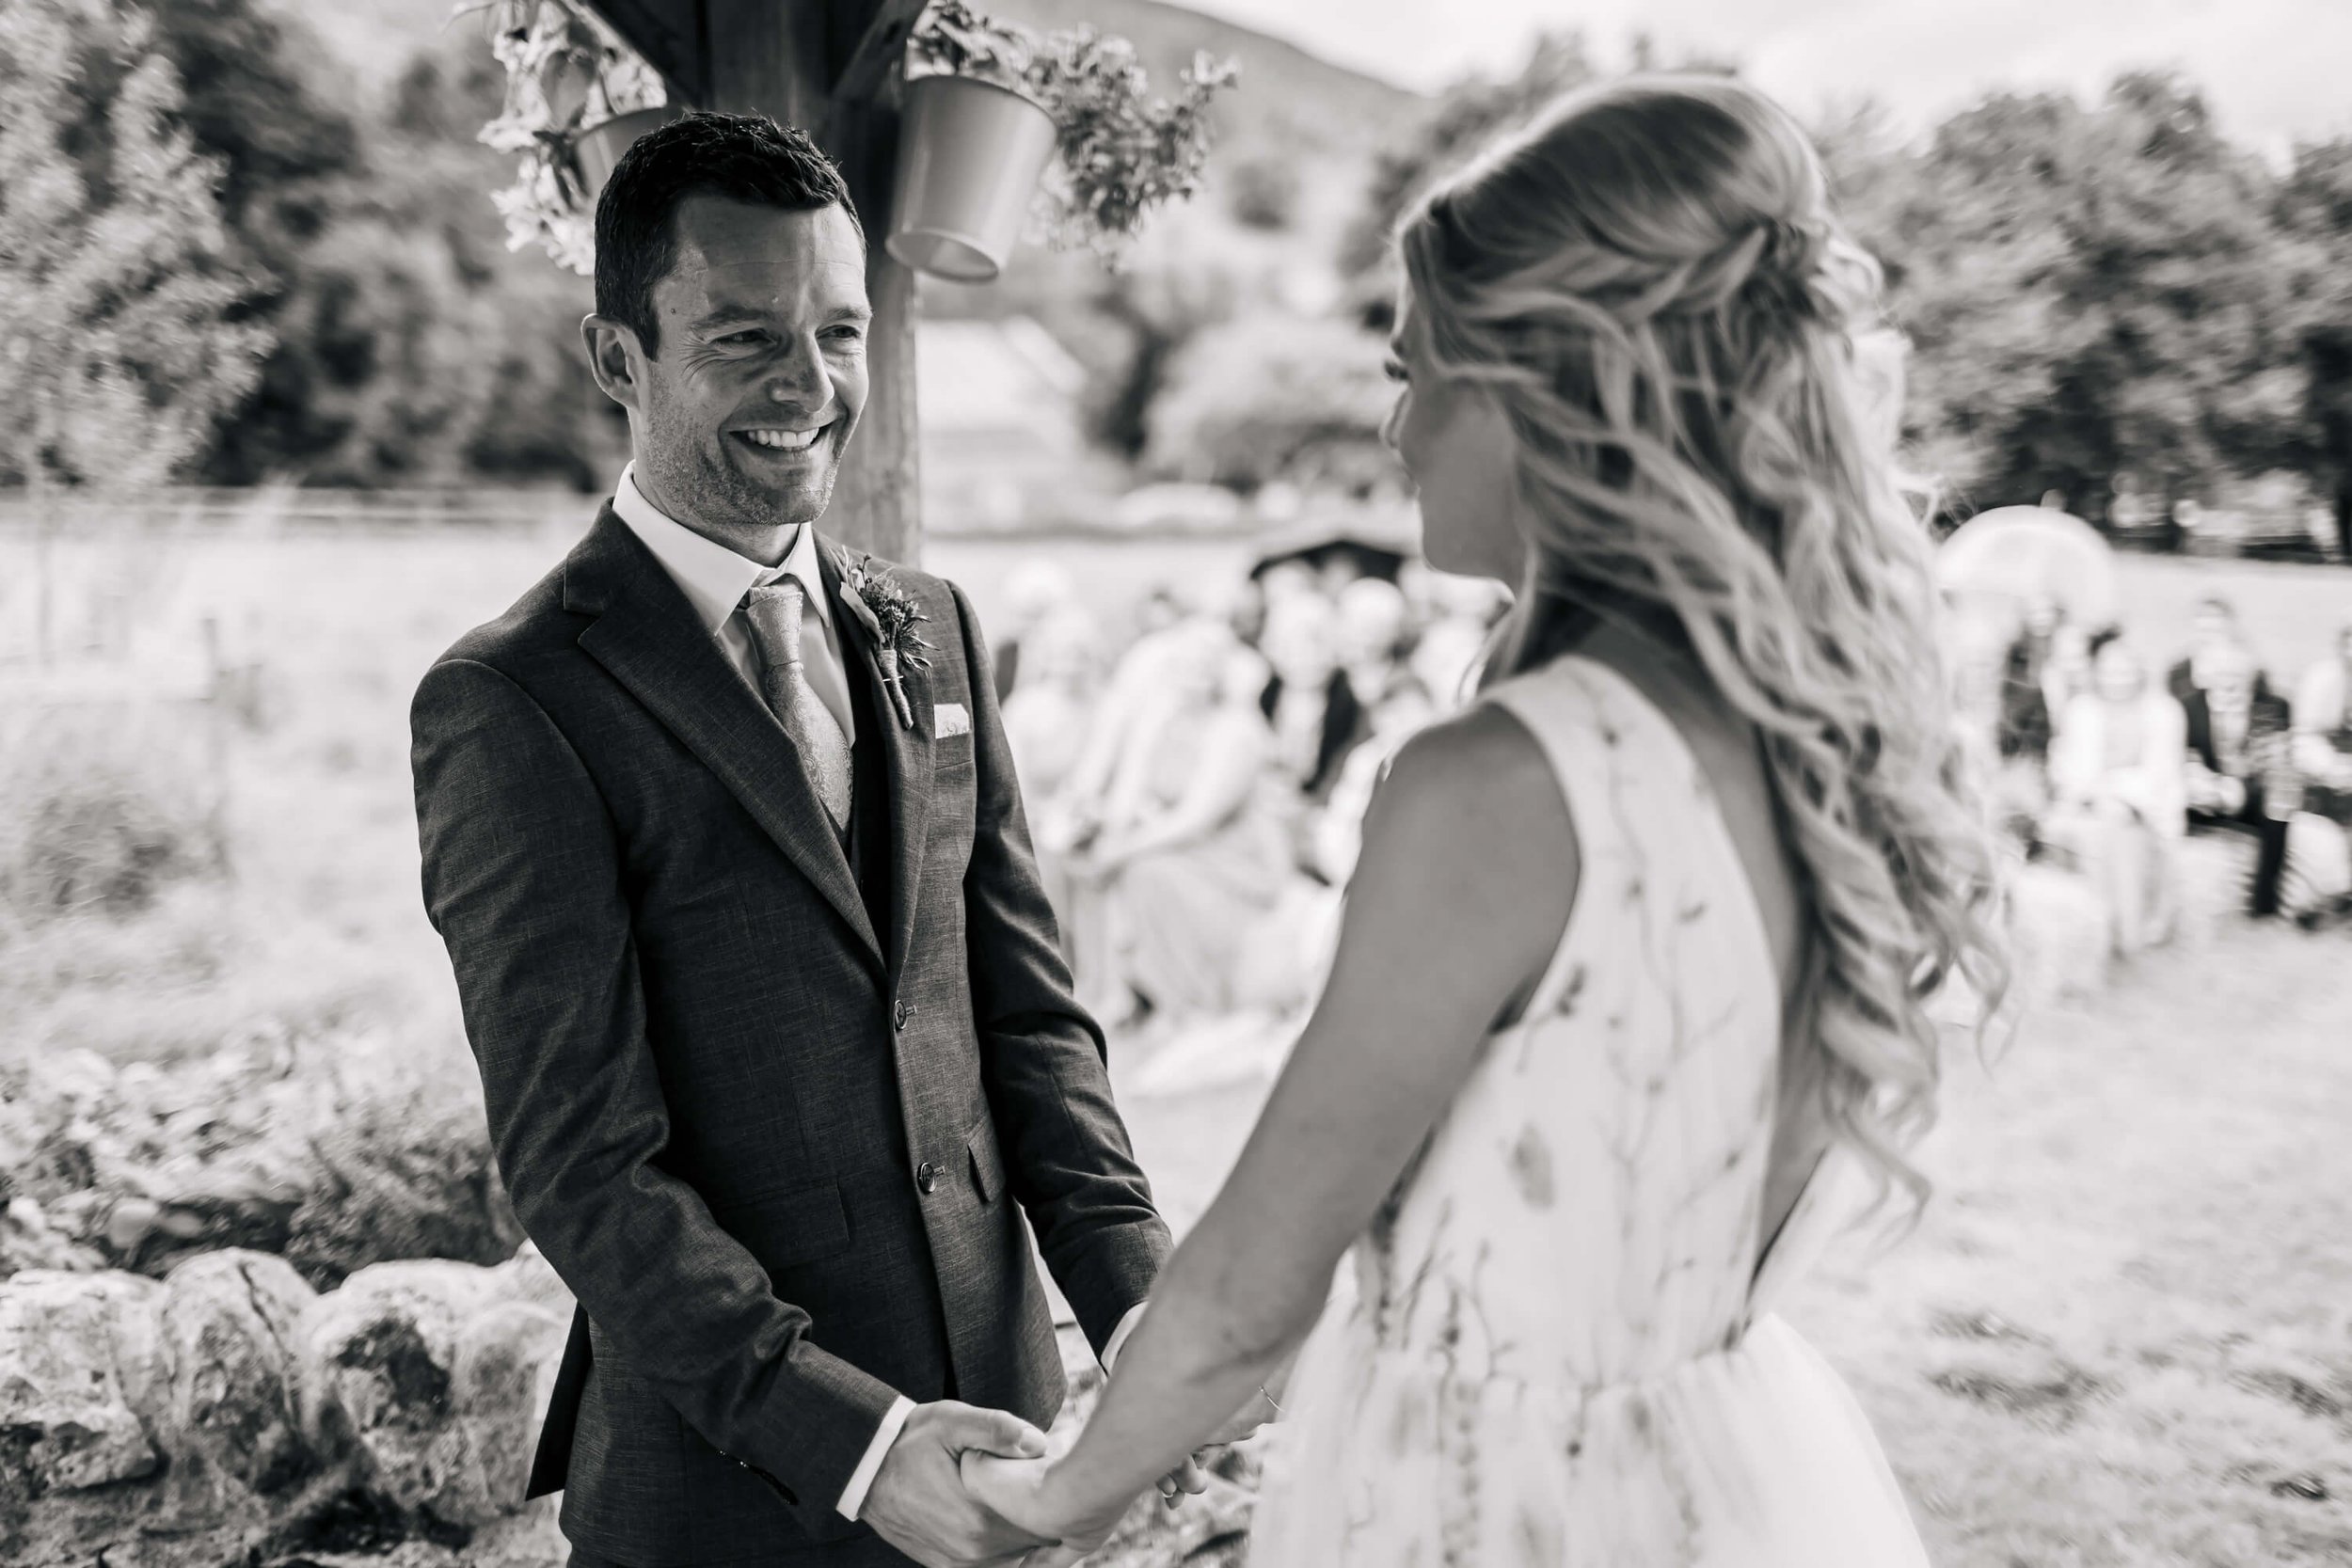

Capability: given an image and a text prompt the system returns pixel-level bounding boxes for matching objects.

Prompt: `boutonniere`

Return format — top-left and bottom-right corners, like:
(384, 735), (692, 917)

(828, 546), (932, 730)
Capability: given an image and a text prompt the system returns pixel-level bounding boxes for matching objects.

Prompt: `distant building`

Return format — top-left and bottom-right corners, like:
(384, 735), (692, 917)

(917, 317), (1117, 529)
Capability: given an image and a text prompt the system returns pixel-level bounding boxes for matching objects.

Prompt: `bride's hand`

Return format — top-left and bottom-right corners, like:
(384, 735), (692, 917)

(960, 1451), (1126, 1568)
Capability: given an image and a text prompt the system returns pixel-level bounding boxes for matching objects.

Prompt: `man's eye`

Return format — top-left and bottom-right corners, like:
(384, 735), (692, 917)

(720, 330), (766, 346)
(825, 325), (866, 343)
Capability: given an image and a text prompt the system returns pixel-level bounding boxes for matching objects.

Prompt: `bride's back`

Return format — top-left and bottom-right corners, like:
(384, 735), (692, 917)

(1349, 650), (1814, 1391)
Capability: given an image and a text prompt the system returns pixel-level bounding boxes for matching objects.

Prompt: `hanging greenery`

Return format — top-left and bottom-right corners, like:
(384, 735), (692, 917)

(464, 0), (1232, 276)
(908, 1), (1238, 263)
(462, 0), (666, 274)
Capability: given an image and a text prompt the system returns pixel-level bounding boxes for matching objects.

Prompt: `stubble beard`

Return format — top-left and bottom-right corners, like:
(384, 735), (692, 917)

(638, 402), (839, 545)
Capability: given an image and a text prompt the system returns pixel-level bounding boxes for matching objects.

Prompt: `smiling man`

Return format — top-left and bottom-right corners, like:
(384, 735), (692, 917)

(407, 114), (1177, 1568)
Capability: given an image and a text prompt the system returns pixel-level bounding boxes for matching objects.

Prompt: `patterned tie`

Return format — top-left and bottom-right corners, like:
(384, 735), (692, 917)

(742, 578), (853, 834)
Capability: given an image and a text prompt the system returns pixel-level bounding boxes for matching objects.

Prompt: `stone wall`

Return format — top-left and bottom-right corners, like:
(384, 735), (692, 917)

(0, 1242), (1256, 1568)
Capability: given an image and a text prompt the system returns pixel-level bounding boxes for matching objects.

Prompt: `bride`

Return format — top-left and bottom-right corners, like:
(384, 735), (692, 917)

(969, 73), (2009, 1565)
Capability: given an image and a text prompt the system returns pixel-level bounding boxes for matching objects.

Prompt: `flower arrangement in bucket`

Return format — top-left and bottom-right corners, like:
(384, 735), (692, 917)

(895, 0), (1238, 282)
(464, 0), (672, 274)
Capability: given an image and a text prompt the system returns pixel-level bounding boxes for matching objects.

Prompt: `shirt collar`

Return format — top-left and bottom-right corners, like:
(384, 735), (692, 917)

(612, 462), (834, 638)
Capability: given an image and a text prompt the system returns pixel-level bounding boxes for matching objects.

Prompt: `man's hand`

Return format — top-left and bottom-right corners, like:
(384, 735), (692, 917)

(862, 1401), (1053, 1568)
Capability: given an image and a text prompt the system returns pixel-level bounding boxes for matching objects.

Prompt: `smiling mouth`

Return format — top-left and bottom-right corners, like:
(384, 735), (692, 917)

(735, 423), (830, 453)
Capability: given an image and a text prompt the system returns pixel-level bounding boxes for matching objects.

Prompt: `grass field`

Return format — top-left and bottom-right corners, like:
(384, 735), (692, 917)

(3, 520), (2350, 1563)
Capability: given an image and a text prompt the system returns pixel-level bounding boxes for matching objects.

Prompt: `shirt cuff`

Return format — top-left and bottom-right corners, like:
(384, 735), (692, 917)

(1100, 1301), (1149, 1374)
(836, 1395), (916, 1521)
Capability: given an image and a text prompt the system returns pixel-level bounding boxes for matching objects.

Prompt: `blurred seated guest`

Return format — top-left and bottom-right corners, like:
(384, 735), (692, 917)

(1006, 609), (1104, 974)
(1335, 577), (1423, 718)
(1074, 625), (1295, 1026)
(1257, 590), (1367, 800)
(2169, 594), (2275, 707)
(2045, 631), (2188, 960)
(2288, 622), (2352, 924)
(990, 559), (1077, 701)
(1408, 613), (1490, 711)
(2038, 622), (2097, 734)
(1138, 584), (1187, 640)
(1254, 557), (1323, 613)
(1043, 615), (1197, 1005)
(2181, 641), (2295, 917)
(1996, 593), (2065, 764)
(1225, 571), (1269, 649)
(1310, 678), (1439, 888)
(1406, 570), (1509, 712)
(1001, 608), (1104, 806)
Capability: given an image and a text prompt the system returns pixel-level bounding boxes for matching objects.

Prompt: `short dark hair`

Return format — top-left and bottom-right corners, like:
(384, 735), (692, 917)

(594, 111), (863, 356)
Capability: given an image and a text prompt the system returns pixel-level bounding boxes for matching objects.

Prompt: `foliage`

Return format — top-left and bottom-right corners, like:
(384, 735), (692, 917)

(1847, 74), (2314, 516)
(1339, 33), (1606, 286)
(1224, 154), (1300, 231)
(1342, 50), (2352, 534)
(467, 0), (666, 276)
(0, 707), (224, 942)
(1143, 312), (1395, 495)
(0, 0), (271, 494)
(910, 1), (1238, 264)
(151, 3), (612, 486)
(0, 1034), (519, 1291)
(2277, 136), (2352, 542)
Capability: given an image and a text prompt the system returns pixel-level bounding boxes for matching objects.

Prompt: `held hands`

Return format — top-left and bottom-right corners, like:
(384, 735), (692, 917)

(961, 1445), (1122, 1568)
(957, 1383), (1283, 1568)
(862, 1401), (1054, 1568)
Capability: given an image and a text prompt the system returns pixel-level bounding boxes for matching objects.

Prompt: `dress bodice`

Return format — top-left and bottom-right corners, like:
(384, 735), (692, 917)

(1353, 655), (1844, 1394)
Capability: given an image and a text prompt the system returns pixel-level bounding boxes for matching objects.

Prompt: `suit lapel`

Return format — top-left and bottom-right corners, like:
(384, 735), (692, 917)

(818, 535), (933, 988)
(564, 508), (883, 972)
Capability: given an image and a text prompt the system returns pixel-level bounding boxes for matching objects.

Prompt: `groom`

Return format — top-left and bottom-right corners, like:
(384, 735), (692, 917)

(410, 114), (1172, 1567)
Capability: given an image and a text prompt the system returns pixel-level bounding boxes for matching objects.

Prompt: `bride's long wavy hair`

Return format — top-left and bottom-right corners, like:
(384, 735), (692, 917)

(1399, 74), (2009, 1222)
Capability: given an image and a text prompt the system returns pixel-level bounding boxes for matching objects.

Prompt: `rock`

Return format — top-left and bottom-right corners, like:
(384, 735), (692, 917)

(447, 1300), (569, 1525)
(487, 1241), (573, 1320)
(297, 1259), (498, 1519)
(28, 1048), (118, 1109)
(158, 1248), (319, 1496)
(0, 1268), (165, 1492)
(1093, 1473), (1255, 1568)
(3, 1196), (105, 1277)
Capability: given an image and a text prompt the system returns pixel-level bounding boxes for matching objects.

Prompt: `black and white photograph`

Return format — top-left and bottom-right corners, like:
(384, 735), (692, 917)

(3, 1), (2350, 1564)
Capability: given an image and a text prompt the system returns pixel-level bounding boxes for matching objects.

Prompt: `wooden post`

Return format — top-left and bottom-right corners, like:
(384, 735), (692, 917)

(702, 0), (922, 566)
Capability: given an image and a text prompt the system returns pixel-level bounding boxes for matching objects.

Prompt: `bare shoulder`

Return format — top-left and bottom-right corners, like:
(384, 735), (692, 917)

(1374, 699), (1571, 849)
(1347, 700), (1580, 1007)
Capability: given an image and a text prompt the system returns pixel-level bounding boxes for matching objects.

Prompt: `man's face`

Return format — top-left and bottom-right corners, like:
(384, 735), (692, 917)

(621, 196), (870, 543)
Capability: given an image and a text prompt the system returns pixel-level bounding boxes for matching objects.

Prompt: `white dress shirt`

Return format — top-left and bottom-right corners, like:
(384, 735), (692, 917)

(610, 464), (1148, 1519)
(612, 463), (856, 745)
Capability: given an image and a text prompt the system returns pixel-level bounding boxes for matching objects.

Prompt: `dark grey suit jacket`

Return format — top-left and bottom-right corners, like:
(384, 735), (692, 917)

(410, 507), (1169, 1566)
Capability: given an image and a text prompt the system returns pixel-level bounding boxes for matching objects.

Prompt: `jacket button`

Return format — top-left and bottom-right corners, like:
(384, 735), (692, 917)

(916, 1160), (938, 1195)
(893, 1000), (910, 1031)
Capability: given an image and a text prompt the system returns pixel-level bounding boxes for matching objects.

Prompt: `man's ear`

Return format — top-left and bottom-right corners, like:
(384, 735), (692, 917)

(582, 315), (644, 410)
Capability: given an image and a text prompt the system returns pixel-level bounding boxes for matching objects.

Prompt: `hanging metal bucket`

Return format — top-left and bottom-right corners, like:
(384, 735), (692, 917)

(886, 74), (1058, 283)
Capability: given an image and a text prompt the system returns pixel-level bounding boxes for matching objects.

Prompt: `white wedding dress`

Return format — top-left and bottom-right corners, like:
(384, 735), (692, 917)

(1248, 656), (1932, 1566)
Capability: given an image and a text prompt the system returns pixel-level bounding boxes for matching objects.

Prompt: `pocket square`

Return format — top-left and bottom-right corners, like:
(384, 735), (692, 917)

(934, 702), (972, 739)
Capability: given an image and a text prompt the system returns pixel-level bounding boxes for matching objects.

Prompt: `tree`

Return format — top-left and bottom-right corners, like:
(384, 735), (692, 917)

(1854, 74), (2307, 517)
(0, 0), (271, 653)
(1142, 312), (1394, 494)
(1341, 32), (1604, 288)
(174, 15), (609, 487)
(2278, 136), (2352, 556)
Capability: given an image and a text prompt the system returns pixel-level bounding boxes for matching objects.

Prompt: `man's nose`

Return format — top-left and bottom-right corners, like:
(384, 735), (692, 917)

(766, 337), (829, 407)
